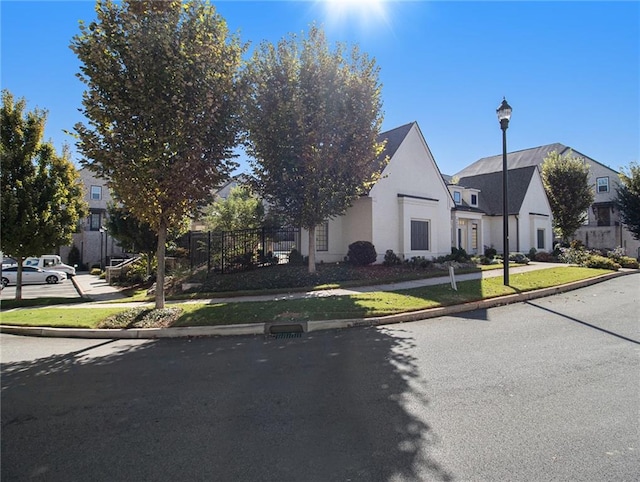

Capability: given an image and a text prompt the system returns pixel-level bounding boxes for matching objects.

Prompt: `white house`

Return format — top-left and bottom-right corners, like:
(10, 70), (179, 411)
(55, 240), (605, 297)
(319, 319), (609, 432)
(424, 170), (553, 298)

(451, 166), (554, 254)
(299, 122), (455, 263)
(456, 143), (640, 256)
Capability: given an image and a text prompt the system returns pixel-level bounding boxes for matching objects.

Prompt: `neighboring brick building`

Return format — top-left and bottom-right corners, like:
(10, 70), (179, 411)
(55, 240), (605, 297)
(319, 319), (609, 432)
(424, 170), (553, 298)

(60, 168), (125, 270)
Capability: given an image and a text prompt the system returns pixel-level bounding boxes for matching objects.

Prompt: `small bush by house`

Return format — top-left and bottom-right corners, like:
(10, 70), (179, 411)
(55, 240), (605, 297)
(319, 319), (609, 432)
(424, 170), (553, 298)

(347, 241), (377, 266)
(383, 249), (402, 266)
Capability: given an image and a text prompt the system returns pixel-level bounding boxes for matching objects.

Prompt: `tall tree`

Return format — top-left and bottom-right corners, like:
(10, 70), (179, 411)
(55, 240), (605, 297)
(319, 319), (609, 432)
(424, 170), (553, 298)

(203, 185), (265, 232)
(243, 26), (385, 273)
(615, 161), (640, 241)
(541, 150), (594, 243)
(71, 0), (244, 308)
(1, 90), (87, 299)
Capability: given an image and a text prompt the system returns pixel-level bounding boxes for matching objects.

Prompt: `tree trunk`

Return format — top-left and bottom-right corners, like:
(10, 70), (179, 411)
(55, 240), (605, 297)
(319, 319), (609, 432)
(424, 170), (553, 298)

(155, 220), (167, 309)
(308, 225), (316, 274)
(15, 256), (24, 300)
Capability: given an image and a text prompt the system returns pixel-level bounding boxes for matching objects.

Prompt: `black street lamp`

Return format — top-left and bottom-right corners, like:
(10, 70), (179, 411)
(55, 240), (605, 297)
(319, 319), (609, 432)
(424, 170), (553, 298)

(99, 226), (105, 271)
(497, 97), (512, 286)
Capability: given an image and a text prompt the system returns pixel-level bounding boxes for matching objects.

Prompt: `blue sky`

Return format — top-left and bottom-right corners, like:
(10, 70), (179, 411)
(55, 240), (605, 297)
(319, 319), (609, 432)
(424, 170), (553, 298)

(1, 0), (638, 176)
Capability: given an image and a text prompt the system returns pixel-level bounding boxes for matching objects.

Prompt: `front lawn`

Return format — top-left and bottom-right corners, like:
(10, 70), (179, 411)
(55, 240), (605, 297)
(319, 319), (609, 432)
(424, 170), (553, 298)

(0, 266), (613, 329)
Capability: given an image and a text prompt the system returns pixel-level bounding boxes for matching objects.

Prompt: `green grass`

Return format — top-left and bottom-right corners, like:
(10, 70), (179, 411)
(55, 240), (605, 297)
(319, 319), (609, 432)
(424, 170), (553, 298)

(0, 307), (127, 328)
(0, 266), (613, 329)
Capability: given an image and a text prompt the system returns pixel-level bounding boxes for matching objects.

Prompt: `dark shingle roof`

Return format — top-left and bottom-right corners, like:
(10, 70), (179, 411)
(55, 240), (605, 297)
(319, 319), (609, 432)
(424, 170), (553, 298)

(455, 143), (569, 178)
(454, 142), (619, 179)
(458, 166), (537, 215)
(377, 122), (415, 161)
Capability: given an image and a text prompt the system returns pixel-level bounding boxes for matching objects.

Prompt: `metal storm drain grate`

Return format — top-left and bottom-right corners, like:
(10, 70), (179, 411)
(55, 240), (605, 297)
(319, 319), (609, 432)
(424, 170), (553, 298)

(271, 332), (302, 339)
(268, 323), (304, 339)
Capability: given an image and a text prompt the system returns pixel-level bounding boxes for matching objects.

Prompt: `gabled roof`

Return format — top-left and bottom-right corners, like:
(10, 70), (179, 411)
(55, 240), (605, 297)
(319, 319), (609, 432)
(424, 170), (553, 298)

(454, 143), (614, 178)
(458, 166), (537, 216)
(377, 122), (415, 162)
(455, 143), (567, 178)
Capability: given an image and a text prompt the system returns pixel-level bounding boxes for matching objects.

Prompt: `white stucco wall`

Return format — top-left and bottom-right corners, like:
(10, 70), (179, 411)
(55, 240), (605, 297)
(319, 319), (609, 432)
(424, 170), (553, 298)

(517, 170), (553, 253)
(300, 123), (453, 263)
(369, 124), (453, 261)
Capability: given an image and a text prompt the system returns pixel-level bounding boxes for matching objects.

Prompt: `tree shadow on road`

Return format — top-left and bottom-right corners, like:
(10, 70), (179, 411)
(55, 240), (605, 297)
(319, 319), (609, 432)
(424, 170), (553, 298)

(1, 328), (453, 481)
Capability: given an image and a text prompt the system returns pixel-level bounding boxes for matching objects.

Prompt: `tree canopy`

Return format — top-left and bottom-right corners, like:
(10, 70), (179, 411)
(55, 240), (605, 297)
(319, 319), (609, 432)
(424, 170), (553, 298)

(71, 0), (244, 308)
(541, 150), (594, 243)
(203, 185), (265, 232)
(242, 26), (385, 272)
(615, 161), (640, 241)
(1, 90), (87, 299)
(105, 204), (157, 257)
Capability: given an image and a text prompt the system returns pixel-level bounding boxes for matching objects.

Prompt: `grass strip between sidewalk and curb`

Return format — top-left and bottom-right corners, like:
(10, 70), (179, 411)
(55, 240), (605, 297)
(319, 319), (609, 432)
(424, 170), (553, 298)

(0, 267), (615, 329)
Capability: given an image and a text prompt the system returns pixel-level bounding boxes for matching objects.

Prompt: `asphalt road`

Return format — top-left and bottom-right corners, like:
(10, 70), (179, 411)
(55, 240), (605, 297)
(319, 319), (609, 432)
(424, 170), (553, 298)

(1, 273), (638, 481)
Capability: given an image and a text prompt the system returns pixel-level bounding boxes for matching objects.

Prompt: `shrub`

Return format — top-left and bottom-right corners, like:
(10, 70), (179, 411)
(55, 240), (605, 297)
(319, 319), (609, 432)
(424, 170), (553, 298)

(484, 247), (497, 259)
(383, 249), (402, 266)
(68, 245), (81, 268)
(606, 246), (626, 261)
(509, 252), (530, 264)
(408, 256), (432, 269)
(450, 247), (469, 262)
(559, 246), (590, 265)
(90, 268), (102, 276)
(528, 248), (537, 260)
(618, 256), (639, 269)
(347, 241), (377, 266)
(288, 248), (304, 265)
(534, 251), (556, 262)
(606, 247), (638, 268)
(584, 255), (620, 270)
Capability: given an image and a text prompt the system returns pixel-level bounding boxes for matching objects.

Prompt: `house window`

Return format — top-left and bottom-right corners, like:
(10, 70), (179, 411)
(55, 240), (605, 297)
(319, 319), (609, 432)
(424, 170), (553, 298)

(596, 177), (609, 193)
(471, 223), (478, 250)
(453, 191), (461, 204)
(537, 229), (545, 250)
(595, 206), (611, 226)
(411, 220), (429, 251)
(90, 185), (102, 200)
(316, 222), (328, 251)
(470, 194), (478, 206)
(89, 212), (102, 231)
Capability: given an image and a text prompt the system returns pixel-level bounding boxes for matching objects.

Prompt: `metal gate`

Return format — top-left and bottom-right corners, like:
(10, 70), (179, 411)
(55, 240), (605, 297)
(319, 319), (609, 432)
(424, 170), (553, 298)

(183, 227), (300, 274)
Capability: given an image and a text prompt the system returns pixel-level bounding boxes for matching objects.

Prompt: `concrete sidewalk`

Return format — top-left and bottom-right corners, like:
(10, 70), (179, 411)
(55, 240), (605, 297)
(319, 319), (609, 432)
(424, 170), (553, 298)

(4, 263), (635, 339)
(73, 262), (563, 306)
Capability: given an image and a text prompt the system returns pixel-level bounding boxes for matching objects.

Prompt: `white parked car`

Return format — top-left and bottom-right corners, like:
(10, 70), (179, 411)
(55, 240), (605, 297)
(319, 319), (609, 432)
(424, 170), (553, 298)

(1, 266), (67, 287)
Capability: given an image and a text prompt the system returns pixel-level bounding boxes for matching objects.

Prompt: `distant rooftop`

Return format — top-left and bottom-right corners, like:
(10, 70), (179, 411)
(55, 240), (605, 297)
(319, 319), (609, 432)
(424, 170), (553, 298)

(454, 143), (613, 178)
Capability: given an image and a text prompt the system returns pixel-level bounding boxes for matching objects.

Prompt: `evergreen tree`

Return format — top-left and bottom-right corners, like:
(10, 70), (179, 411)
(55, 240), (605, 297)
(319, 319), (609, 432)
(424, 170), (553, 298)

(541, 150), (594, 243)
(615, 162), (640, 240)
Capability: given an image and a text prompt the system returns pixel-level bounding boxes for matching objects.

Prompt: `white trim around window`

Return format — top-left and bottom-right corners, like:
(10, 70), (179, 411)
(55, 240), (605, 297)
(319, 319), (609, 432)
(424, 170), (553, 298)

(596, 177), (609, 193)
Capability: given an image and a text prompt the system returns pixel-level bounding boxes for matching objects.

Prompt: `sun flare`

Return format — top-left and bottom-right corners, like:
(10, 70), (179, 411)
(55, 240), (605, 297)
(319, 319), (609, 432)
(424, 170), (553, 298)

(321, 0), (390, 31)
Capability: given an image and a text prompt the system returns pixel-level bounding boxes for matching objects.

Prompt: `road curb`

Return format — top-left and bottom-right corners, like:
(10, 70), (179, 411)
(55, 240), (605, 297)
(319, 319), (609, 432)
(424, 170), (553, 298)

(1, 270), (634, 339)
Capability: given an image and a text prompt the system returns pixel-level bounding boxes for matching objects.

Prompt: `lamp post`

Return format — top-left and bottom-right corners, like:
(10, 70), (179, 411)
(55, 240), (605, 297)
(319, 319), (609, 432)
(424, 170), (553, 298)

(497, 97), (512, 286)
(99, 227), (105, 270)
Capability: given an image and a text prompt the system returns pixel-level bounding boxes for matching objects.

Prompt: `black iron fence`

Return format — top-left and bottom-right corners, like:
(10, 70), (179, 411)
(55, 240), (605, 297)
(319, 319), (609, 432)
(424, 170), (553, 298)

(182, 227), (301, 274)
